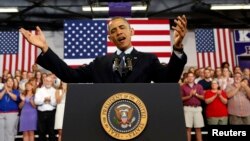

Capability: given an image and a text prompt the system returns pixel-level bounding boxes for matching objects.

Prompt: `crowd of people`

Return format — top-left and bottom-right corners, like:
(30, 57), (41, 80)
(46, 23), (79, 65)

(0, 64), (67, 141)
(180, 62), (250, 141)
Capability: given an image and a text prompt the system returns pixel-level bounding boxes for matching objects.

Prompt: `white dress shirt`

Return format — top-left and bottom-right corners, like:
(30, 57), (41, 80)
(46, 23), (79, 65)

(35, 86), (57, 111)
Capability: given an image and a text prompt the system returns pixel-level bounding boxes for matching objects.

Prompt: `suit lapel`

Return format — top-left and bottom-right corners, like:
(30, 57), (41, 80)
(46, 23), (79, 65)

(130, 49), (141, 68)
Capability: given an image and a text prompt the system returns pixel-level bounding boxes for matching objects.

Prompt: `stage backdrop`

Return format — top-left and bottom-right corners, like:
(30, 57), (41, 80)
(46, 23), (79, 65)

(1, 27), (242, 76)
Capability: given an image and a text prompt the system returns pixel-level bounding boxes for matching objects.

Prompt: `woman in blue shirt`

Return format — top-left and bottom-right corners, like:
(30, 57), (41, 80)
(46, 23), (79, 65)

(0, 77), (20, 141)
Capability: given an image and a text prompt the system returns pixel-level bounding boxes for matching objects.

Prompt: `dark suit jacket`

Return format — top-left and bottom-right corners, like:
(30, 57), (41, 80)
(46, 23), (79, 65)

(37, 48), (187, 83)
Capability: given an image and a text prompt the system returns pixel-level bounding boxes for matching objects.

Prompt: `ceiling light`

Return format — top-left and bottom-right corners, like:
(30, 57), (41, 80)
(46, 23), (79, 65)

(82, 7), (109, 11)
(131, 6), (147, 11)
(82, 5), (147, 12)
(0, 7), (18, 13)
(211, 4), (250, 10)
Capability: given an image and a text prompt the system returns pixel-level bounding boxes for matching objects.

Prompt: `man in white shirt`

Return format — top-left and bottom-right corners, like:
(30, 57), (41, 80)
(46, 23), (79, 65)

(35, 75), (57, 141)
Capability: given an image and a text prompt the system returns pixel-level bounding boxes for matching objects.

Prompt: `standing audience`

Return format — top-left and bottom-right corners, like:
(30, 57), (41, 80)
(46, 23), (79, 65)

(0, 64), (249, 140)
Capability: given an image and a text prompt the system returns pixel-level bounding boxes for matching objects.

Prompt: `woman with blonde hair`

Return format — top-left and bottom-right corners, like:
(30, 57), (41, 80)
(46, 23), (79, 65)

(54, 82), (67, 141)
(19, 81), (37, 141)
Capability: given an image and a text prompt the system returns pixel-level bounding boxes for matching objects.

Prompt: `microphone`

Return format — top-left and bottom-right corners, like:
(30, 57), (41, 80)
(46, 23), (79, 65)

(125, 54), (133, 71)
(113, 55), (120, 72)
(112, 54), (133, 79)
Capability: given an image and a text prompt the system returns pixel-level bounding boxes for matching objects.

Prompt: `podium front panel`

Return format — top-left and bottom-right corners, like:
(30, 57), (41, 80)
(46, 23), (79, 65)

(63, 83), (186, 141)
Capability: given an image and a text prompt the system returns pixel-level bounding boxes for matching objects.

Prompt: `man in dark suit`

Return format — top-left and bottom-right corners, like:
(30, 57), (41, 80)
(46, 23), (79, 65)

(19, 16), (187, 83)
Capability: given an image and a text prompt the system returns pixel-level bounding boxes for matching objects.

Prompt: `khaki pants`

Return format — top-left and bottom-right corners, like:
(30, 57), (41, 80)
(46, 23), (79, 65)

(0, 112), (19, 141)
(207, 117), (228, 125)
(183, 106), (204, 128)
(229, 115), (250, 125)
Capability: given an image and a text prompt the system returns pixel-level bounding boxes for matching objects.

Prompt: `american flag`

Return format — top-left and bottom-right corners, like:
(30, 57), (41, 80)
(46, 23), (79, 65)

(195, 28), (236, 71)
(63, 19), (171, 67)
(0, 31), (40, 76)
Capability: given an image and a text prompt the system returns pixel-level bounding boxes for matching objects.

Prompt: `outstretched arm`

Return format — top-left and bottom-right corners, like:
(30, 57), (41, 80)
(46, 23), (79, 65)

(20, 26), (93, 83)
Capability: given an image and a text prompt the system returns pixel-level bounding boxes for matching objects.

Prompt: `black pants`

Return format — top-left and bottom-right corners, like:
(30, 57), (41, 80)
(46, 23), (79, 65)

(38, 110), (56, 141)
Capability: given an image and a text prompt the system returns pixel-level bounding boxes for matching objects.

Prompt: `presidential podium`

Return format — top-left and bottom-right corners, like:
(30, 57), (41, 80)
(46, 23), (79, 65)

(62, 83), (186, 141)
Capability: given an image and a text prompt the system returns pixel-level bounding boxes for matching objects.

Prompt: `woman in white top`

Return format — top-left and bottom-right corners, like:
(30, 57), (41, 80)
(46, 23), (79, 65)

(54, 82), (67, 141)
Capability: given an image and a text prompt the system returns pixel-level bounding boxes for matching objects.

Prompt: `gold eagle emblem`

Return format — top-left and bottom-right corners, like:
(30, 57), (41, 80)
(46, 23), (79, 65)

(114, 104), (135, 128)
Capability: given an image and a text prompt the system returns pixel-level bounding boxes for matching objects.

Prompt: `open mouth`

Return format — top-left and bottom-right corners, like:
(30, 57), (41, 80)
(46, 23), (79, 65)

(117, 37), (126, 43)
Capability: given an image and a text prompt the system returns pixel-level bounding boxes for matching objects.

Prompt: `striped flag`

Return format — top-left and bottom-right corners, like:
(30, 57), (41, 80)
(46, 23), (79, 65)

(194, 28), (236, 71)
(63, 19), (171, 67)
(0, 31), (40, 76)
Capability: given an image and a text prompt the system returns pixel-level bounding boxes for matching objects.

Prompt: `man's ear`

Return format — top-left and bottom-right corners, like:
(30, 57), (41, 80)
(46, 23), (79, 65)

(108, 35), (113, 43)
(131, 28), (135, 36)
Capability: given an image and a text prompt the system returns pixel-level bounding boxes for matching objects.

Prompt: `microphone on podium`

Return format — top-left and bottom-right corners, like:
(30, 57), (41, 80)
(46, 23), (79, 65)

(125, 54), (133, 71)
(112, 54), (133, 78)
(113, 55), (121, 72)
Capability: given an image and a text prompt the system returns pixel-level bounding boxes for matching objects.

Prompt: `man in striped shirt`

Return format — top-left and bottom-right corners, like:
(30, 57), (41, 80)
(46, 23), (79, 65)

(226, 72), (250, 125)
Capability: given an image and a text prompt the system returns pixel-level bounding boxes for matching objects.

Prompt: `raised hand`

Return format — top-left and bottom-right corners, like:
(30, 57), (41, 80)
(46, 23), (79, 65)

(19, 26), (49, 53)
(217, 90), (222, 96)
(190, 89), (196, 96)
(44, 96), (51, 103)
(3, 85), (8, 92)
(20, 94), (25, 101)
(172, 15), (187, 49)
(241, 81), (248, 89)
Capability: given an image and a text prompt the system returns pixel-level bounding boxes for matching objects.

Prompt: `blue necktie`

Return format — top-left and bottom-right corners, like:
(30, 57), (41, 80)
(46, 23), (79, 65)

(119, 52), (125, 76)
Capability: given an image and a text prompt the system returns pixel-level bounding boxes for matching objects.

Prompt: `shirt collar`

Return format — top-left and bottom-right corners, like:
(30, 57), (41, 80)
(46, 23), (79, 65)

(116, 46), (133, 55)
(188, 83), (195, 88)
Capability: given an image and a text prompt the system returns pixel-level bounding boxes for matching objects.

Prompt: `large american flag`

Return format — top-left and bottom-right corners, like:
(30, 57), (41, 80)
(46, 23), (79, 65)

(0, 31), (40, 76)
(195, 28), (236, 71)
(63, 19), (171, 67)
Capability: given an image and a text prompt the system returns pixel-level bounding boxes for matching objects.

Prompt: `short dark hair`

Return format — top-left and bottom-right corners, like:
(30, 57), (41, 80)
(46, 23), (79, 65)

(107, 16), (131, 33)
(221, 61), (230, 68)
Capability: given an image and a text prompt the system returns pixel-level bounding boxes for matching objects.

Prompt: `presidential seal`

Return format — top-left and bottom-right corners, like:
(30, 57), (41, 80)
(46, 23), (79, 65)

(100, 92), (148, 140)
